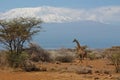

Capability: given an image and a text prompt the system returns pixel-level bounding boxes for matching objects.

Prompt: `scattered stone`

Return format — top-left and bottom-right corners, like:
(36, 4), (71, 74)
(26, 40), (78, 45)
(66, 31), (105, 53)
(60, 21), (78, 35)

(76, 66), (92, 74)
(49, 67), (56, 71)
(40, 67), (47, 71)
(116, 77), (120, 80)
(104, 77), (108, 79)
(86, 65), (93, 68)
(99, 74), (104, 76)
(112, 77), (120, 80)
(82, 75), (93, 79)
(103, 70), (111, 74)
(94, 77), (99, 80)
(94, 70), (102, 74)
(55, 61), (61, 64)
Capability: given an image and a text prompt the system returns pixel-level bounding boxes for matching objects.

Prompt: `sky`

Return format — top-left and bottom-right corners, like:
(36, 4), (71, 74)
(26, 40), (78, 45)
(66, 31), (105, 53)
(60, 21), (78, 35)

(0, 0), (120, 48)
(0, 0), (120, 12)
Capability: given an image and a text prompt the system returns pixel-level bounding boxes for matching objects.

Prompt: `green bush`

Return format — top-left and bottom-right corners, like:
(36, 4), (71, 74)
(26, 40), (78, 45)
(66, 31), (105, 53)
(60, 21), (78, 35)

(0, 51), (8, 67)
(7, 51), (29, 68)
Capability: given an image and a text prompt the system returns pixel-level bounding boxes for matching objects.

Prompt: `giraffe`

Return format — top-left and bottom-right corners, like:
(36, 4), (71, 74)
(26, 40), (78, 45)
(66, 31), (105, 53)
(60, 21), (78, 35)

(73, 39), (87, 63)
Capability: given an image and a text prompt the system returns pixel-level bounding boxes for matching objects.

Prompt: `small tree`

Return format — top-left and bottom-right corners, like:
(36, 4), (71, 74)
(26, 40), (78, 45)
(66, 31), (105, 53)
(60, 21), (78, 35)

(105, 46), (120, 73)
(0, 17), (42, 67)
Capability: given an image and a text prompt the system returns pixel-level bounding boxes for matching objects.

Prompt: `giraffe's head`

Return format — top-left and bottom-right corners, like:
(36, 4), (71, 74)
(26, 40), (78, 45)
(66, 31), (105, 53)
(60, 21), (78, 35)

(73, 38), (77, 42)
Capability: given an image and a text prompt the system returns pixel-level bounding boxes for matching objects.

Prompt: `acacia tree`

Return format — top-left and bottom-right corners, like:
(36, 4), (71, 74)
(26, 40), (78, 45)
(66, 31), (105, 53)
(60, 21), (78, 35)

(0, 17), (42, 54)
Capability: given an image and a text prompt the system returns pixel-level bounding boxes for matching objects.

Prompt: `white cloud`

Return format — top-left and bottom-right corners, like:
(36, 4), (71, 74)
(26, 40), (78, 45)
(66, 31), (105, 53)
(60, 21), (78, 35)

(0, 6), (120, 24)
(89, 6), (120, 23)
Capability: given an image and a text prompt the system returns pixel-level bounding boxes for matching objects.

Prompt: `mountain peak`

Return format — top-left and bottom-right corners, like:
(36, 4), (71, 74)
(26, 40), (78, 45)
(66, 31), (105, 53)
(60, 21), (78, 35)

(0, 6), (81, 23)
(0, 6), (120, 24)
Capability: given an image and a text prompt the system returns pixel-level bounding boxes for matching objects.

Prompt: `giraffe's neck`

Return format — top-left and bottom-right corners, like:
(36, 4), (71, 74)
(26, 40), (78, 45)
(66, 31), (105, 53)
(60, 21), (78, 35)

(75, 40), (81, 49)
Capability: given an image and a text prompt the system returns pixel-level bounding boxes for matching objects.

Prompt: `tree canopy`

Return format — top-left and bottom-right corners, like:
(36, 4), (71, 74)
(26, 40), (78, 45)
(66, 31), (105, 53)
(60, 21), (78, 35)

(0, 17), (42, 54)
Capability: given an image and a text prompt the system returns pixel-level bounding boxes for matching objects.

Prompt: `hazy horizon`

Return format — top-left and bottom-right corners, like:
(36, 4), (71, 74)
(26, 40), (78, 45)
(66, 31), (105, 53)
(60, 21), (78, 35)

(32, 21), (120, 49)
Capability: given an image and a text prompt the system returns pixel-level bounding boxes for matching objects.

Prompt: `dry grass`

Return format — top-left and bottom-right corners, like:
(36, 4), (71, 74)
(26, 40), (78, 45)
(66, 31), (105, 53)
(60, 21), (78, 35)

(0, 59), (120, 80)
(0, 47), (120, 80)
(104, 46), (120, 73)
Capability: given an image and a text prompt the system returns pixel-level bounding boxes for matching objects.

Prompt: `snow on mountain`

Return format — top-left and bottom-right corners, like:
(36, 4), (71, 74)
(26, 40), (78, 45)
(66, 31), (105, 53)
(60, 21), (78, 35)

(0, 6), (120, 23)
(0, 6), (84, 23)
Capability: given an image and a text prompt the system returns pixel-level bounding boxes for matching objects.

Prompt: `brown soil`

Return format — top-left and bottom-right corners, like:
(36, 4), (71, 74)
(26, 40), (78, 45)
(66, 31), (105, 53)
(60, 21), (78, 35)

(0, 59), (120, 80)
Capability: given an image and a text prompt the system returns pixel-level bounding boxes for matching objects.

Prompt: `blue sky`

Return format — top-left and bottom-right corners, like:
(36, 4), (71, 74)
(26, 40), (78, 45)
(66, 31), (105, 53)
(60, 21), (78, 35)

(0, 0), (120, 11)
(0, 0), (120, 48)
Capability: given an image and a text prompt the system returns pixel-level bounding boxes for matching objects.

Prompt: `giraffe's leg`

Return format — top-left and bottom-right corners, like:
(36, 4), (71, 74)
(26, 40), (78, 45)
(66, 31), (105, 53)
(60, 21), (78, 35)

(83, 54), (84, 60)
(78, 55), (81, 63)
(79, 54), (83, 63)
(81, 54), (83, 63)
(83, 52), (87, 60)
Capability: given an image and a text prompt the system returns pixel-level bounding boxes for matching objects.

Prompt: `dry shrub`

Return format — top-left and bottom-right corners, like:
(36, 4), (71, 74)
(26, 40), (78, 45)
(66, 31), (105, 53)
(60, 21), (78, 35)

(22, 60), (47, 72)
(107, 52), (120, 73)
(87, 52), (103, 60)
(87, 53), (96, 60)
(54, 48), (75, 63)
(105, 46), (120, 73)
(0, 51), (8, 67)
(55, 55), (74, 63)
(22, 60), (40, 72)
(26, 43), (52, 62)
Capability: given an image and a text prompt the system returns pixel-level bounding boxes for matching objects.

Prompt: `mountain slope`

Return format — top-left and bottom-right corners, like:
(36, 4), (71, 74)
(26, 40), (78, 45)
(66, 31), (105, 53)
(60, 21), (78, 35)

(0, 6), (82, 23)
(0, 6), (120, 24)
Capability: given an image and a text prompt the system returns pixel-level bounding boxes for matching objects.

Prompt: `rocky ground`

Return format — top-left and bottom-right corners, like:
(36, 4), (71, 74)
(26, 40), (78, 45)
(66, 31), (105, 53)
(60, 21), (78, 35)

(0, 59), (120, 80)
(0, 46), (120, 80)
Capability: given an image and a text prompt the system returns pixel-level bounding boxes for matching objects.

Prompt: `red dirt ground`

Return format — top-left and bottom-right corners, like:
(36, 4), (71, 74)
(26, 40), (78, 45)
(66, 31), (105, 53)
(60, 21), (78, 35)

(0, 59), (119, 80)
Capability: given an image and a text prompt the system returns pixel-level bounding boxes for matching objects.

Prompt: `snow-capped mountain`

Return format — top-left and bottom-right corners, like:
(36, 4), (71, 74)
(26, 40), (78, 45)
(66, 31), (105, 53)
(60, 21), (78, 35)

(0, 6), (120, 23)
(0, 6), (83, 23)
